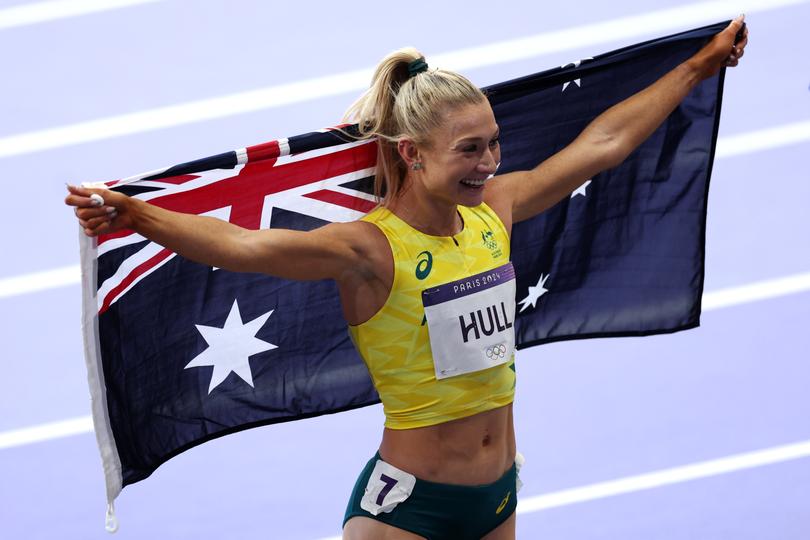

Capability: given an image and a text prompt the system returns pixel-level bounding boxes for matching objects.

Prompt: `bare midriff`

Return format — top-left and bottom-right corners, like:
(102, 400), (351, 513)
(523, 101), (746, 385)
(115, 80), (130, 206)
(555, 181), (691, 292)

(378, 403), (515, 485)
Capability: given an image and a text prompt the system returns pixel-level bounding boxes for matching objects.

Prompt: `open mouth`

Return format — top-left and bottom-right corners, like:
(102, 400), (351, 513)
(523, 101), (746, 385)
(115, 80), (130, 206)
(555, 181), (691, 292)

(460, 178), (487, 188)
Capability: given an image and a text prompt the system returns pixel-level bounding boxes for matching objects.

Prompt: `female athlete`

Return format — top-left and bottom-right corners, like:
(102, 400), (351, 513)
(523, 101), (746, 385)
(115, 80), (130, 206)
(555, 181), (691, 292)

(66, 17), (747, 540)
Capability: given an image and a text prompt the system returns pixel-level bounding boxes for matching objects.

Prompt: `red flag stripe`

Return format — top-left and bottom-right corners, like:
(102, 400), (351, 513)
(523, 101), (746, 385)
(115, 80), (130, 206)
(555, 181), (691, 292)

(97, 141), (376, 247)
(144, 174), (201, 185)
(303, 190), (377, 213)
(99, 248), (173, 315)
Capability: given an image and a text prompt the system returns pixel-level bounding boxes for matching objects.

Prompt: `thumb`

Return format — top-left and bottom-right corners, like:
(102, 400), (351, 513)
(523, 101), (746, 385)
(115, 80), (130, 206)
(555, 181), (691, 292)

(65, 183), (116, 208)
(729, 14), (745, 38)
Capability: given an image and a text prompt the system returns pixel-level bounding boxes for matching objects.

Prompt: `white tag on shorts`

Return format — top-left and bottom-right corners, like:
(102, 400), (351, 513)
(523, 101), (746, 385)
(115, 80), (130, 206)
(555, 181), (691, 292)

(515, 451), (525, 493)
(422, 263), (516, 380)
(360, 460), (416, 516)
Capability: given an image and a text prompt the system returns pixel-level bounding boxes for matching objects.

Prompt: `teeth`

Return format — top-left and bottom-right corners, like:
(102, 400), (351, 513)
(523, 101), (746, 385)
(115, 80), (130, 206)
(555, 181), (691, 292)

(461, 178), (486, 186)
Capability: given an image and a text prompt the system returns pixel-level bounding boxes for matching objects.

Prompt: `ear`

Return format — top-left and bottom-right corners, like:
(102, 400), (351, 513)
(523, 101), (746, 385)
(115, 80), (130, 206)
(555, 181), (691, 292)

(397, 138), (421, 168)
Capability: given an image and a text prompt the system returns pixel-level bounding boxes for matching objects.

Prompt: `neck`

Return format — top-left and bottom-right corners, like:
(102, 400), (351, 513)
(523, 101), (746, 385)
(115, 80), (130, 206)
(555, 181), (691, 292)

(389, 182), (461, 236)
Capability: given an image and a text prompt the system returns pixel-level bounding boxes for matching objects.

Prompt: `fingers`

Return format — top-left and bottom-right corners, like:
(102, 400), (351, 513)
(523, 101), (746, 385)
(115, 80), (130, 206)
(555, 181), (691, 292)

(81, 218), (115, 238)
(65, 184), (104, 208)
(78, 207), (119, 237)
(724, 16), (748, 68)
(80, 212), (118, 231)
(65, 184), (117, 212)
(65, 183), (94, 201)
(65, 183), (122, 236)
(694, 17), (749, 80)
(725, 44), (744, 66)
(738, 27), (749, 51)
(737, 24), (749, 46)
(75, 204), (116, 221)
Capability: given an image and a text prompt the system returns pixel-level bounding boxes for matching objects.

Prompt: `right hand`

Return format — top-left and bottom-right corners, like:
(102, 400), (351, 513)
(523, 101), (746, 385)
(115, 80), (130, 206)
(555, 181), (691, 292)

(688, 15), (748, 81)
(64, 184), (134, 237)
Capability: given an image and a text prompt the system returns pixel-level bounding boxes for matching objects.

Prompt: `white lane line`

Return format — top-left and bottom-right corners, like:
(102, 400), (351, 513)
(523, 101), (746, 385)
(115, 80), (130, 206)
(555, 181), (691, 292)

(716, 120), (810, 159)
(516, 439), (810, 514)
(314, 439), (810, 539)
(0, 0), (805, 159)
(0, 0), (163, 30)
(0, 416), (92, 450)
(702, 271), (810, 310)
(0, 264), (80, 299)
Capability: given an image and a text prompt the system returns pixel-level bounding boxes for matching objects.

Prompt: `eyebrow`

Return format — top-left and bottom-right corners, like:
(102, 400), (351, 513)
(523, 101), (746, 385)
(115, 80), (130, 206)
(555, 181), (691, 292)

(454, 127), (501, 145)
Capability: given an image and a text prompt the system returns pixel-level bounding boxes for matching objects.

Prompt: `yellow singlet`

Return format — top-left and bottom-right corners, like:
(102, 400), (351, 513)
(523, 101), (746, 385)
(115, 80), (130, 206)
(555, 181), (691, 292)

(349, 202), (516, 430)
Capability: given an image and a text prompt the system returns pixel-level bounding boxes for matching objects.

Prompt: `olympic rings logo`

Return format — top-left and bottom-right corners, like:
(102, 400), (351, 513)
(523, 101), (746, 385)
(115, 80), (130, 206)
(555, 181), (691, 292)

(485, 343), (508, 360)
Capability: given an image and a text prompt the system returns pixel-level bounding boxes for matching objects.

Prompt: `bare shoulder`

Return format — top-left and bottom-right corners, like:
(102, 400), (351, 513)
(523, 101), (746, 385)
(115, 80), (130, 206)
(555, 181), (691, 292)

(319, 218), (392, 282)
(320, 219), (389, 259)
(483, 173), (527, 236)
(325, 218), (394, 326)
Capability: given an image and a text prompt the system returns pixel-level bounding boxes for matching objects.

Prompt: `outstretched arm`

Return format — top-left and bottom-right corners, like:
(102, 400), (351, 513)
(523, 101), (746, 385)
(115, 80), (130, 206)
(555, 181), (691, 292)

(493, 16), (748, 224)
(65, 184), (370, 282)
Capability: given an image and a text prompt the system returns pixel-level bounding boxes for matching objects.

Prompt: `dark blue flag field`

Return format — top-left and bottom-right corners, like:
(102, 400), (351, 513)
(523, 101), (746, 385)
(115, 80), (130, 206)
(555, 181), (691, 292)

(80, 22), (729, 509)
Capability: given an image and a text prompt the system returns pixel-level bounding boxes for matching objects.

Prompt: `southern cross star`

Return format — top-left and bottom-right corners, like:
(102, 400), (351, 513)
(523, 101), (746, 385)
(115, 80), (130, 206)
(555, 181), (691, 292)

(185, 299), (277, 394)
(518, 273), (551, 313)
(571, 179), (592, 198)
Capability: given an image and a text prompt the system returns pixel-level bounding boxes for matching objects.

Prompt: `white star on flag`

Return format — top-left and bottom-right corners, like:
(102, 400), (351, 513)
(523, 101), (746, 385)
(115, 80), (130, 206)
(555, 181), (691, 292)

(185, 300), (277, 394)
(571, 179), (592, 198)
(518, 273), (551, 313)
(561, 58), (593, 91)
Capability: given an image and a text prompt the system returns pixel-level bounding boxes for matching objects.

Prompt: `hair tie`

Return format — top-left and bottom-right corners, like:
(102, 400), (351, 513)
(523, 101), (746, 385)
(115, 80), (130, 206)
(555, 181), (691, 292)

(407, 57), (428, 78)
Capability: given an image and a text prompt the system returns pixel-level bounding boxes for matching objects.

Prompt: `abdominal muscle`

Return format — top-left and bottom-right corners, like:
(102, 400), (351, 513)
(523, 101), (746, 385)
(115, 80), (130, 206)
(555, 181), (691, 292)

(378, 403), (516, 485)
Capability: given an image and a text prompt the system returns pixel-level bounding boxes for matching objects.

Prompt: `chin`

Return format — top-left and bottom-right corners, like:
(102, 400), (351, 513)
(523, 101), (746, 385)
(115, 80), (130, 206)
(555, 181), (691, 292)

(457, 184), (486, 206)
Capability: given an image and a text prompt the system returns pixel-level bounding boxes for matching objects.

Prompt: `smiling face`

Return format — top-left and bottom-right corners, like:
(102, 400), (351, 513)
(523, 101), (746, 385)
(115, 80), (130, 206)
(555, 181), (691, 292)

(400, 99), (501, 209)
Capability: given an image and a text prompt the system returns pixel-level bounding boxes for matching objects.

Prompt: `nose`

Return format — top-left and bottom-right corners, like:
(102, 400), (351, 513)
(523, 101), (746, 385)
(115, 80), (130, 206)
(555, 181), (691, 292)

(476, 147), (499, 175)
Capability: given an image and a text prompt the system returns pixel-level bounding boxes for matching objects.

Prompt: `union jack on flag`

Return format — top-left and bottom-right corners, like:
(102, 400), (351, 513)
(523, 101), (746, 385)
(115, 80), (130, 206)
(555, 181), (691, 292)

(81, 21), (729, 511)
(94, 130), (378, 314)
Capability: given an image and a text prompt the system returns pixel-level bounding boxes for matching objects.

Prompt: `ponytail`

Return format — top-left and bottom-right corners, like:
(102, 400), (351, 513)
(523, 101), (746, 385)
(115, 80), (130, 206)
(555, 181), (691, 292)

(344, 47), (485, 206)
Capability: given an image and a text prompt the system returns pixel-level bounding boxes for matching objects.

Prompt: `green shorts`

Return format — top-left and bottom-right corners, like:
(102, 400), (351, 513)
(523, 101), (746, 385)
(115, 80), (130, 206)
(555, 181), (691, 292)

(343, 452), (520, 540)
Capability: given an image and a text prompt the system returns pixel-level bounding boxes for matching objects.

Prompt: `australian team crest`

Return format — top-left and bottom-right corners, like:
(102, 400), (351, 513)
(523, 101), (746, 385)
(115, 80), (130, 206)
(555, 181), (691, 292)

(482, 230), (502, 258)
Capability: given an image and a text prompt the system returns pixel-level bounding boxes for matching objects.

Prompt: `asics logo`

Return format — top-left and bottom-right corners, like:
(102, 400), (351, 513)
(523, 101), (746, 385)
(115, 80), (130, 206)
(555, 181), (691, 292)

(415, 251), (433, 280)
(496, 491), (511, 514)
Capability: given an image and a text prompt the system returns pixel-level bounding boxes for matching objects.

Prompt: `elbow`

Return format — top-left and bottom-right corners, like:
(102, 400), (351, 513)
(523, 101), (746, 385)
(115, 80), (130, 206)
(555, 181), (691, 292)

(604, 138), (631, 170)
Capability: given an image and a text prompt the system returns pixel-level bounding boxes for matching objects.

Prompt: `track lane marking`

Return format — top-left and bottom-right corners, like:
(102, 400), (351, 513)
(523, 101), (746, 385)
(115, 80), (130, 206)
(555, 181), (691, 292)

(0, 0), (163, 30)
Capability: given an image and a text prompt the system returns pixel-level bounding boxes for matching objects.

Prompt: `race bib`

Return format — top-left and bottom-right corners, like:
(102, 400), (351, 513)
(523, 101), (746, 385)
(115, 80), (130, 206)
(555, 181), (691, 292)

(422, 263), (516, 380)
(360, 460), (416, 516)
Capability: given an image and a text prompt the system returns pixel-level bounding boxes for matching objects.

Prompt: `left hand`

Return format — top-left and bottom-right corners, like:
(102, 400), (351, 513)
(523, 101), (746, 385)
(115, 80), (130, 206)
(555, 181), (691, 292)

(689, 15), (749, 80)
(65, 184), (131, 236)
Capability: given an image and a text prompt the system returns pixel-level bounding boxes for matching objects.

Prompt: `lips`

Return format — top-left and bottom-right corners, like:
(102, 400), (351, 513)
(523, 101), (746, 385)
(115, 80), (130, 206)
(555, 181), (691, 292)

(460, 178), (487, 187)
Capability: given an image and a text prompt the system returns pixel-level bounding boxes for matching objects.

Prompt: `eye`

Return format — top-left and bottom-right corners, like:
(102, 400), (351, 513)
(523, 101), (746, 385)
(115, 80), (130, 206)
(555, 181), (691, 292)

(489, 138), (500, 149)
(462, 145), (478, 153)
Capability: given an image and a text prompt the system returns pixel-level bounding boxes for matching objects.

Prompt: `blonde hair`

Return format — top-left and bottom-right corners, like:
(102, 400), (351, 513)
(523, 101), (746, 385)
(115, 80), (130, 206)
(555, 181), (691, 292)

(343, 47), (486, 206)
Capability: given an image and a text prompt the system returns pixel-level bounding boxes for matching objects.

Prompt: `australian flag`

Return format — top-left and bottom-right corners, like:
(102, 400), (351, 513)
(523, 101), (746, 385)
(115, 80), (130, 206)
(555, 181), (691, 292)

(80, 22), (729, 506)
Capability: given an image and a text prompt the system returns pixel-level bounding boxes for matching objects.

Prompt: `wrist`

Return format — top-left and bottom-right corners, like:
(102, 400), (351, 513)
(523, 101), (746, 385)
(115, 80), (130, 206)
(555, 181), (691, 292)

(679, 57), (705, 86)
(124, 196), (145, 231)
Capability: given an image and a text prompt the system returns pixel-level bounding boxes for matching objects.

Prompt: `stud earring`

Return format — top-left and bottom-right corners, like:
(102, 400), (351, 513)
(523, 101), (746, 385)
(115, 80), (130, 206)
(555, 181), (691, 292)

(411, 162), (423, 171)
